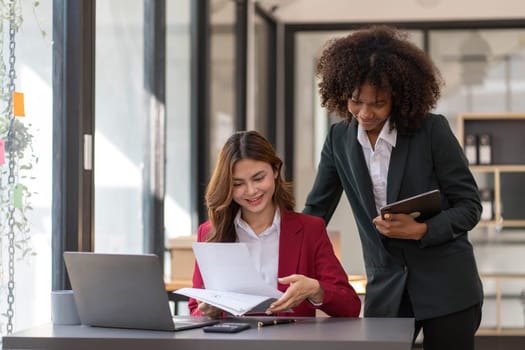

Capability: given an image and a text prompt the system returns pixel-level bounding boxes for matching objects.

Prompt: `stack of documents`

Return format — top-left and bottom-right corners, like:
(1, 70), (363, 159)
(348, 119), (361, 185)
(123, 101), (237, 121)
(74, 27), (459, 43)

(174, 242), (283, 317)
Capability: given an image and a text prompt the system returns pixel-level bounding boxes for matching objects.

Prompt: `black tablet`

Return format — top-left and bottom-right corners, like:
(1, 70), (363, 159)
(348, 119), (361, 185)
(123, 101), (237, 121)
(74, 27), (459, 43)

(380, 189), (441, 221)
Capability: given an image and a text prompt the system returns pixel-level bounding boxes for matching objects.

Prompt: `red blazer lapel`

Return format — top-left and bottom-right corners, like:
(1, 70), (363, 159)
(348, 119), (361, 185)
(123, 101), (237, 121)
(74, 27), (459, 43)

(277, 211), (303, 292)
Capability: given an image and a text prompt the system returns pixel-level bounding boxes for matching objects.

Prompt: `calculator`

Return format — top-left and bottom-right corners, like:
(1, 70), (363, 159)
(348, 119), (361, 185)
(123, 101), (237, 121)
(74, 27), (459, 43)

(202, 322), (251, 333)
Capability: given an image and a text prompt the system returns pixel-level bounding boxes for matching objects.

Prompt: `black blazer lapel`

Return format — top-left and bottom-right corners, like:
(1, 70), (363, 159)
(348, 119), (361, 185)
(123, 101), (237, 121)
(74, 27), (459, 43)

(387, 134), (409, 204)
(345, 119), (378, 218)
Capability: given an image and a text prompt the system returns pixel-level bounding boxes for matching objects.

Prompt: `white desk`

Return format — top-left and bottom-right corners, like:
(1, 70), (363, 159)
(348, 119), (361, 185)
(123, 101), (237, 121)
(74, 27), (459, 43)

(2, 317), (414, 350)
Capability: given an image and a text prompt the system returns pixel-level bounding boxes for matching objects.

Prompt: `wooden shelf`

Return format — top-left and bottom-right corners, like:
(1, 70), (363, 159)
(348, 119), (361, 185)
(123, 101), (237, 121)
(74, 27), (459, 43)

(458, 113), (525, 229)
(476, 328), (525, 336)
(477, 220), (525, 228)
(470, 165), (525, 172)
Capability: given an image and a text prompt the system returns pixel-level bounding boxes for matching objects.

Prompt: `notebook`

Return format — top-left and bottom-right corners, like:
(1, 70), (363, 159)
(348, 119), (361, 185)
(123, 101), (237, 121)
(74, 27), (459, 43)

(63, 251), (219, 331)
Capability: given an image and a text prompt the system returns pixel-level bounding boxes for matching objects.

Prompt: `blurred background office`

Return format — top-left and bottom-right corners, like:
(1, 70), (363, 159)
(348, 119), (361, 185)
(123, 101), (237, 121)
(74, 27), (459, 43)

(2, 0), (525, 347)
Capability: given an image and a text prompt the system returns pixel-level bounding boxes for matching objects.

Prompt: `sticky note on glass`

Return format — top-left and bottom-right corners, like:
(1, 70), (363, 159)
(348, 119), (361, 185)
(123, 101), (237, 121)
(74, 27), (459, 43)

(13, 91), (25, 117)
(0, 139), (4, 165)
(14, 184), (24, 209)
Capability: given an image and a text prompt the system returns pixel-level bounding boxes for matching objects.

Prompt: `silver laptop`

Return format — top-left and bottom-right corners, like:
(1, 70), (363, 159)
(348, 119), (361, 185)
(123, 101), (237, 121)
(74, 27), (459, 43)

(63, 251), (219, 331)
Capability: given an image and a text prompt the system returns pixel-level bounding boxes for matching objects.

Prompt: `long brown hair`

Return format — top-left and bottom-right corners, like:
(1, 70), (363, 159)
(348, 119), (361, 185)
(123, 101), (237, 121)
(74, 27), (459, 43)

(205, 130), (295, 242)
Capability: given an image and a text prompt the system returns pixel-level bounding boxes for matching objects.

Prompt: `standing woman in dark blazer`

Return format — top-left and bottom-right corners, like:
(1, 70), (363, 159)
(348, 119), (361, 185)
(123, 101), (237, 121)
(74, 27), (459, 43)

(304, 25), (483, 350)
(189, 130), (361, 318)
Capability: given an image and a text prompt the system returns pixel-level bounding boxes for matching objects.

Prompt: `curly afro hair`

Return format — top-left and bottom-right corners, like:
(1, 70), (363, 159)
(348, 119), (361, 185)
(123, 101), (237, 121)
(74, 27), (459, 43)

(316, 25), (443, 135)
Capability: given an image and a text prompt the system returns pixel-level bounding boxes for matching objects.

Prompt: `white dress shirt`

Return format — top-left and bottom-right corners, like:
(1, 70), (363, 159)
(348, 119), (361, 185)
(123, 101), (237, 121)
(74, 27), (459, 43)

(357, 118), (397, 214)
(234, 208), (281, 288)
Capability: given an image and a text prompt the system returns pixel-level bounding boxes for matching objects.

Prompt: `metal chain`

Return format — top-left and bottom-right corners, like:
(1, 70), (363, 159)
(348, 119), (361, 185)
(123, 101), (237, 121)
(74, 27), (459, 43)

(5, 0), (18, 335)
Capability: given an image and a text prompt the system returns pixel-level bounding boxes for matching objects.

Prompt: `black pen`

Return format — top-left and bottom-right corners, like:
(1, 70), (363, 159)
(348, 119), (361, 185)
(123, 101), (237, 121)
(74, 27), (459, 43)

(257, 319), (295, 328)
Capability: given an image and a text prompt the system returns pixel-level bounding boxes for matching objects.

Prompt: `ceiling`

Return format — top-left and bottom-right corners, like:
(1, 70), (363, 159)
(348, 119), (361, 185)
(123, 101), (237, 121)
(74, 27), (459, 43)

(254, 0), (525, 23)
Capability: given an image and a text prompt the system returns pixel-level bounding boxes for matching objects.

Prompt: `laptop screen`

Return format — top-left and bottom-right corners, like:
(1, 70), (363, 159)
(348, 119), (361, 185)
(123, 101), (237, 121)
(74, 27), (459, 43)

(64, 252), (177, 331)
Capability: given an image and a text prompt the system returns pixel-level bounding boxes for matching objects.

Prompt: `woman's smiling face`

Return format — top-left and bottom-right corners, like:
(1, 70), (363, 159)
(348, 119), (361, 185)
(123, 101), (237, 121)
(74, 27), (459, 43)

(231, 159), (276, 218)
(347, 82), (393, 136)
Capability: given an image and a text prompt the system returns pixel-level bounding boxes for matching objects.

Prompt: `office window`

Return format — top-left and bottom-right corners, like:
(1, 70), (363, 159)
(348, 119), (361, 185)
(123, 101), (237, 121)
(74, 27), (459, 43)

(0, 1), (53, 333)
(95, 1), (146, 253)
(210, 2), (235, 168)
(165, 2), (192, 250)
(253, 9), (275, 142)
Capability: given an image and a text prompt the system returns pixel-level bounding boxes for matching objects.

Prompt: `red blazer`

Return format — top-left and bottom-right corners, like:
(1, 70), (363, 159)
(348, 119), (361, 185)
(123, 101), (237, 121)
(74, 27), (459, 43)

(188, 210), (361, 317)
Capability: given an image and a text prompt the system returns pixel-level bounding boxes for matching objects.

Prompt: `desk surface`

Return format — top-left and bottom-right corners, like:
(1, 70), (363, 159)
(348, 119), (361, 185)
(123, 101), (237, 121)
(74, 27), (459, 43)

(2, 317), (414, 350)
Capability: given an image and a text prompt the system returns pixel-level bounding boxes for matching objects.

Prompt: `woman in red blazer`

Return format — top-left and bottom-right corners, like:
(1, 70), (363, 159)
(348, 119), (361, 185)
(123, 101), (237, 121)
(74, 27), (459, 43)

(188, 131), (360, 318)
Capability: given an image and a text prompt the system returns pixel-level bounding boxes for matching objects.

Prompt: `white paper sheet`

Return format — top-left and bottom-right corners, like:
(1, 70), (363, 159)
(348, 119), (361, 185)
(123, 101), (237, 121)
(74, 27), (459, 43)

(192, 242), (283, 299)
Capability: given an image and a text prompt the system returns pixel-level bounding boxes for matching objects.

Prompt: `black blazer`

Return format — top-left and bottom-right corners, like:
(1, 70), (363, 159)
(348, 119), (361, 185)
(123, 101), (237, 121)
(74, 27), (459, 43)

(304, 113), (483, 320)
